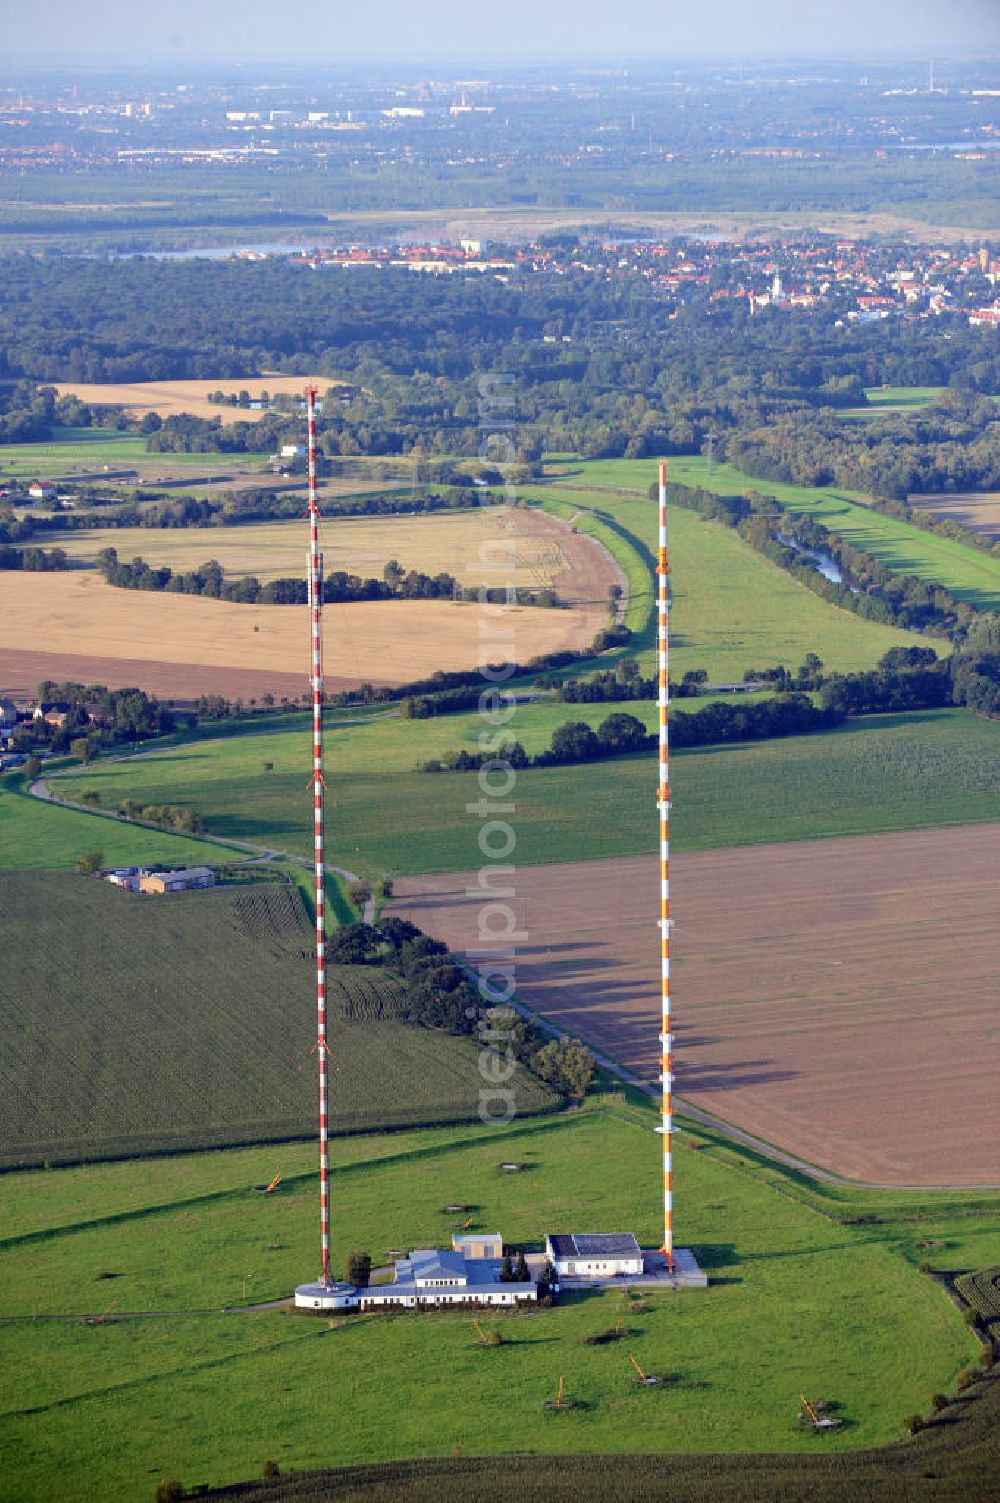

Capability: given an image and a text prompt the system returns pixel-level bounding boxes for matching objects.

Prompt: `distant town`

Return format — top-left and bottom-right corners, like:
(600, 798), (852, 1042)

(281, 235), (1000, 327)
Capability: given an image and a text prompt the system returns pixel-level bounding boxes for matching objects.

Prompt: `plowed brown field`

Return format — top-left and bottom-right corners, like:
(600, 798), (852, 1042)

(391, 826), (1000, 1186)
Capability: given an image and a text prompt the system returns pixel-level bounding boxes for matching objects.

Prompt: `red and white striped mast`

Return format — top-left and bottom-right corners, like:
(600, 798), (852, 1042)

(656, 459), (674, 1268)
(306, 385), (331, 1287)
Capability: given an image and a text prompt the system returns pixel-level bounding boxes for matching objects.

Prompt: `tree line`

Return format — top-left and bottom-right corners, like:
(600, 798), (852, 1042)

(92, 546), (559, 610)
(0, 543), (68, 571)
(1, 482), (504, 546)
(326, 916), (595, 1100)
(419, 641), (1000, 772)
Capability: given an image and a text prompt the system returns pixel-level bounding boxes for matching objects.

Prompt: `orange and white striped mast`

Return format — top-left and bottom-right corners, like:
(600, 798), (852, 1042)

(306, 385), (331, 1287)
(656, 459), (674, 1268)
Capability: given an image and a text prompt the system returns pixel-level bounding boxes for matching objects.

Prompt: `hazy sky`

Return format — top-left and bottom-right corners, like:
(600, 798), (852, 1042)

(3, 0), (999, 65)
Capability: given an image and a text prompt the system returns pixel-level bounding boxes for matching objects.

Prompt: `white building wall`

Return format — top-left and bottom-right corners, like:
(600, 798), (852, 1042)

(554, 1256), (644, 1277)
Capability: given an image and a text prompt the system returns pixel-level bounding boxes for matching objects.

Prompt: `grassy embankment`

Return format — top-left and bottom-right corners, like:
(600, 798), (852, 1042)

(523, 480), (930, 682)
(557, 456), (1000, 611)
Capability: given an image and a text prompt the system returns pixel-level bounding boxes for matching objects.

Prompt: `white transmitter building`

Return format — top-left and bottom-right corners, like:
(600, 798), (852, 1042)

(545, 1232), (645, 1280)
(295, 1232), (537, 1312)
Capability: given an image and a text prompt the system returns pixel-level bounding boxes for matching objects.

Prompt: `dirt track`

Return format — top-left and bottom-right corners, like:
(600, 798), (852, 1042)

(391, 825), (1000, 1186)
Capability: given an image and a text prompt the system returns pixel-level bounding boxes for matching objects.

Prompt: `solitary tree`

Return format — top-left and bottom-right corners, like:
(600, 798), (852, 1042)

(74, 850), (104, 876)
(346, 1249), (372, 1288)
(69, 736), (95, 764)
(349, 880), (372, 912)
(514, 1250), (530, 1283)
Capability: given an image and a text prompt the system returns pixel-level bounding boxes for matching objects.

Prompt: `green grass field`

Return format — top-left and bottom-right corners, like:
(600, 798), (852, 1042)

(0, 770), (241, 872)
(564, 456), (1000, 612)
(0, 1102), (996, 1501)
(51, 706), (1000, 876)
(525, 483), (929, 682)
(0, 427), (269, 479)
(0, 871), (556, 1165)
(839, 385), (944, 419)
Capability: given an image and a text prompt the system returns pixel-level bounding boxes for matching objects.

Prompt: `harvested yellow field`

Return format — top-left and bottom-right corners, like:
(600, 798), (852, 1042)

(47, 507), (575, 591)
(50, 375), (343, 424)
(0, 569), (603, 700)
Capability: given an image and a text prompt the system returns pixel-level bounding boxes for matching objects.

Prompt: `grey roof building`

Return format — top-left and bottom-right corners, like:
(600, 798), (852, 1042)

(295, 1239), (538, 1311)
(545, 1232), (644, 1277)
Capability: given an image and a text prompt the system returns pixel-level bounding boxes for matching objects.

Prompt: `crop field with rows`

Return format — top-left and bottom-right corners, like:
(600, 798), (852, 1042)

(0, 872), (557, 1166)
(955, 1269), (1000, 1324)
(232, 881), (315, 958)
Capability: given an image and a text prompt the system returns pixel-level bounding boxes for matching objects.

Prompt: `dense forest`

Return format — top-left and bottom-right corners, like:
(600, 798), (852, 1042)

(1, 256), (999, 480)
(727, 392), (1000, 498)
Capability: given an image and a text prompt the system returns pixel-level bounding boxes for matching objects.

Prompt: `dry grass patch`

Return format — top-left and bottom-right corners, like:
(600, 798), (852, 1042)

(47, 506), (593, 593)
(0, 570), (603, 696)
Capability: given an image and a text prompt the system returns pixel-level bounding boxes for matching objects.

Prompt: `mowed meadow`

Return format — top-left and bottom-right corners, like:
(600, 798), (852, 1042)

(53, 705), (1000, 877)
(1, 1103), (995, 1503)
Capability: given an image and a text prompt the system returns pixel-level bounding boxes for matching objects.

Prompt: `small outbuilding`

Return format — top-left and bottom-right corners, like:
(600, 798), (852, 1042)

(545, 1232), (644, 1280)
(451, 1232), (503, 1260)
(139, 866), (215, 894)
